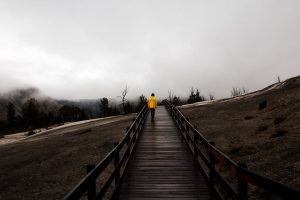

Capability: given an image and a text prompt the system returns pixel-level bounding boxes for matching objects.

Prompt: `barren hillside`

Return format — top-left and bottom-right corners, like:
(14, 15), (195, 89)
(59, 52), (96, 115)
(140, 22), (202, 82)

(0, 114), (135, 200)
(179, 76), (300, 191)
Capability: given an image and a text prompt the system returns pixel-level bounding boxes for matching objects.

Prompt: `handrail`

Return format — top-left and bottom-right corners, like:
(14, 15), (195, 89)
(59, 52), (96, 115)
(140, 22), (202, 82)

(63, 104), (148, 200)
(164, 100), (300, 200)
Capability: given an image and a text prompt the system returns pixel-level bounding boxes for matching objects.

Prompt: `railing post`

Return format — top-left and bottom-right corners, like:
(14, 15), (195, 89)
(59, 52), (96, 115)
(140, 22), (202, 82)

(114, 142), (120, 185)
(86, 164), (96, 200)
(193, 131), (198, 156)
(238, 163), (248, 200)
(171, 105), (174, 117)
(133, 123), (136, 133)
(186, 124), (190, 143)
(179, 117), (183, 133)
(209, 141), (216, 183)
(185, 124), (189, 142)
(133, 129), (137, 144)
(186, 124), (190, 133)
(125, 127), (130, 144)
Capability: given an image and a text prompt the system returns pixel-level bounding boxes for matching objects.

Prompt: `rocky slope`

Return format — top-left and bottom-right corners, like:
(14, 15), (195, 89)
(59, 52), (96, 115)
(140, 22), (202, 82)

(179, 76), (300, 192)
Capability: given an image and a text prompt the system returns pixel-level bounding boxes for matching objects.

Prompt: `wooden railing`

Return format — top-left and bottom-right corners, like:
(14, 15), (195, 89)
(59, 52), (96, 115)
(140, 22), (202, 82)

(164, 100), (300, 200)
(63, 105), (148, 200)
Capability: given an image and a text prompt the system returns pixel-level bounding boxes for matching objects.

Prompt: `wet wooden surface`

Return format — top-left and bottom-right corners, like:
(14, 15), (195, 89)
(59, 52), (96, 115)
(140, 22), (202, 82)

(115, 106), (214, 199)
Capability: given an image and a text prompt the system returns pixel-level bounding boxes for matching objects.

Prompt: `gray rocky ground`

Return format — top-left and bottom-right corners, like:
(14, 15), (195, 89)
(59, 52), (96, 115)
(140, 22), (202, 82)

(0, 77), (299, 200)
(179, 76), (300, 198)
(0, 114), (135, 200)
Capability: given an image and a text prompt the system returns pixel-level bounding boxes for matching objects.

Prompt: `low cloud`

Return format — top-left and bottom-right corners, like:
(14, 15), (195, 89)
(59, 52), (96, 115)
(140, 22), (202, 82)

(0, 0), (299, 100)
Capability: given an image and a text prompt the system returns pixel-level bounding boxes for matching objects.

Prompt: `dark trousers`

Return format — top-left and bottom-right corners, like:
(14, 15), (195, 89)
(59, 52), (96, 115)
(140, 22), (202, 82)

(150, 108), (155, 120)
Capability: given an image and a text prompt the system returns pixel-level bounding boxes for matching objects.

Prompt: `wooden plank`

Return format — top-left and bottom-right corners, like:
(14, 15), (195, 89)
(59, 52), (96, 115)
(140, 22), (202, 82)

(114, 106), (215, 200)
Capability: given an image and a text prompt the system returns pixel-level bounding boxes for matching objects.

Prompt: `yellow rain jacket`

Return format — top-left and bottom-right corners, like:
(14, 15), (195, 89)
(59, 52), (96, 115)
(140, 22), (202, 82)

(148, 96), (157, 109)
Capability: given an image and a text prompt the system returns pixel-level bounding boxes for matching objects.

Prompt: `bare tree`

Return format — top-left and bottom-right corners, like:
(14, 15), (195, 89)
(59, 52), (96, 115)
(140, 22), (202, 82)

(168, 89), (174, 103)
(118, 86), (128, 113)
(277, 75), (281, 83)
(188, 87), (195, 104)
(231, 87), (248, 97)
(173, 95), (181, 106)
(209, 94), (215, 100)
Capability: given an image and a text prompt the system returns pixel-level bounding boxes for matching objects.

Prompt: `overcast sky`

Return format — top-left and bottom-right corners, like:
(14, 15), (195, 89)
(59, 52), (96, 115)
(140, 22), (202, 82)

(0, 0), (299, 100)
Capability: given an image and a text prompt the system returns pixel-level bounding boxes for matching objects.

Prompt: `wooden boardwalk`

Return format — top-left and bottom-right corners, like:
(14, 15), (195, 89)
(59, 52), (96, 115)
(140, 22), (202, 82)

(115, 106), (214, 199)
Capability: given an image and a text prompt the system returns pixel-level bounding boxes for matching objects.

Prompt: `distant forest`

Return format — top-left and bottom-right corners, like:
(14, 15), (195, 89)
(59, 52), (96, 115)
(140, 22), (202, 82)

(0, 86), (248, 136)
(0, 88), (148, 136)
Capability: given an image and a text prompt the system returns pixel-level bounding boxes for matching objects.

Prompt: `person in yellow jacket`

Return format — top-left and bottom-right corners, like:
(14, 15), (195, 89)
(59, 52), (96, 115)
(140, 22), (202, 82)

(148, 93), (157, 121)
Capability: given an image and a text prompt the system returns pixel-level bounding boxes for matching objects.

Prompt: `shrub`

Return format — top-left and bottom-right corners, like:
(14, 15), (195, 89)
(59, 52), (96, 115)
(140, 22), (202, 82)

(136, 94), (147, 112)
(231, 87), (248, 97)
(188, 88), (205, 103)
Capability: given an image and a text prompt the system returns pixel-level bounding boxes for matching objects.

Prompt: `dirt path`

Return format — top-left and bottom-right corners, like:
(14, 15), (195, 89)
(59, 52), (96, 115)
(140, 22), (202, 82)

(0, 114), (135, 200)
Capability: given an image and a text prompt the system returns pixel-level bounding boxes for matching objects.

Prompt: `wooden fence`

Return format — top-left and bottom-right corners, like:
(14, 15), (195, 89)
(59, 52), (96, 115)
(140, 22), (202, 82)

(165, 100), (300, 200)
(63, 105), (148, 200)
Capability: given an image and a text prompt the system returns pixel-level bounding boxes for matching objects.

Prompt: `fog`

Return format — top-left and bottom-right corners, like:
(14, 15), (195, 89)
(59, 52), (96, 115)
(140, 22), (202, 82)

(0, 0), (299, 100)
